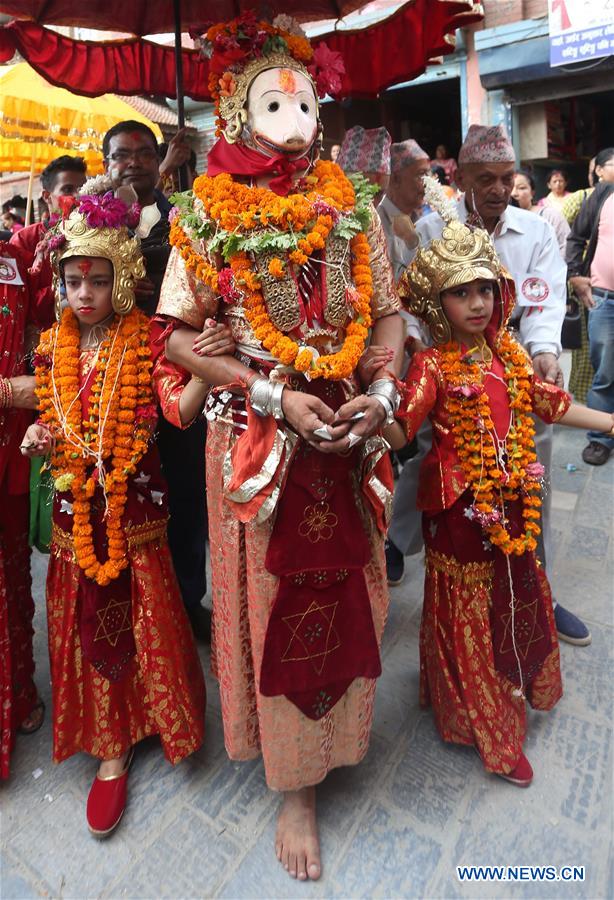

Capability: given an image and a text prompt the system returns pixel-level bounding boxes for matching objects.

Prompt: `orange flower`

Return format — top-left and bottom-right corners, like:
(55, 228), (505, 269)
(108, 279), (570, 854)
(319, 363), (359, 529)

(170, 161), (372, 381)
(218, 71), (237, 97)
(35, 308), (154, 584)
(268, 257), (285, 278)
(438, 331), (541, 556)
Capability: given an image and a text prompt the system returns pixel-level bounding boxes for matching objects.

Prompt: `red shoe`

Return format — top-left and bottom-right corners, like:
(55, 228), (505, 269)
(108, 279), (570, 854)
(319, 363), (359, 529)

(498, 752), (533, 787)
(86, 748), (134, 838)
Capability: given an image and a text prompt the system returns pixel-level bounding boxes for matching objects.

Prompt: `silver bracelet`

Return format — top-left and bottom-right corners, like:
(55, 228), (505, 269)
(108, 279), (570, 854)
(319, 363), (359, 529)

(368, 393), (395, 425)
(367, 378), (400, 424)
(248, 377), (286, 420)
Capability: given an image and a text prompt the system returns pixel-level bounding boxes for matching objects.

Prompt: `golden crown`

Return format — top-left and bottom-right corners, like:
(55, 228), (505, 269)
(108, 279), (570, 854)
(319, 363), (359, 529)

(53, 208), (145, 321)
(399, 217), (502, 344)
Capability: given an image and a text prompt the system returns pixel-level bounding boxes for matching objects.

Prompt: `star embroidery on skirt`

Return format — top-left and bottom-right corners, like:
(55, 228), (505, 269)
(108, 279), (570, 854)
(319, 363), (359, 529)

(151, 490), (164, 505)
(429, 520), (438, 538)
(498, 598), (545, 659)
(94, 597), (132, 647)
(59, 499), (73, 515)
(282, 600), (341, 676)
(134, 471), (151, 485)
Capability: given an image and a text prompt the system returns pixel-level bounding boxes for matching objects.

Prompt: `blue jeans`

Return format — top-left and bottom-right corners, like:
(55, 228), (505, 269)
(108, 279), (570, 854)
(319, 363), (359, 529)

(587, 288), (614, 450)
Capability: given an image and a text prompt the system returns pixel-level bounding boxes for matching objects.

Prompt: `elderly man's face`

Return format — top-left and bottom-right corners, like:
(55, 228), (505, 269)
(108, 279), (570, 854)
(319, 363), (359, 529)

(390, 158), (431, 215)
(456, 161), (516, 223)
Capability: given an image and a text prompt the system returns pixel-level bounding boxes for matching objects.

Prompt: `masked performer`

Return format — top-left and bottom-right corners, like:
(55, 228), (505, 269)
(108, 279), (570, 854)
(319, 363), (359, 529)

(157, 14), (404, 881)
(21, 189), (209, 837)
(373, 178), (614, 787)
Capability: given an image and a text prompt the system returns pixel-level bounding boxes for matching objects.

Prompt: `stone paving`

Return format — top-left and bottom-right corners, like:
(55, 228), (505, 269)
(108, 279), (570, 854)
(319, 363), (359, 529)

(1, 423), (612, 900)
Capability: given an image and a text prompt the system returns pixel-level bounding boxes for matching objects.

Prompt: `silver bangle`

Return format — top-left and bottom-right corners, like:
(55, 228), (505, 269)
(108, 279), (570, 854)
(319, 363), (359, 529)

(248, 377), (286, 420)
(369, 392), (395, 425)
(367, 378), (400, 414)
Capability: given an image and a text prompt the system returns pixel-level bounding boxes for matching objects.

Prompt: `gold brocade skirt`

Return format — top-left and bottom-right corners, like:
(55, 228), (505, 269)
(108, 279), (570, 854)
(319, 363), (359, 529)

(420, 547), (562, 774)
(206, 419), (390, 792)
(47, 529), (205, 764)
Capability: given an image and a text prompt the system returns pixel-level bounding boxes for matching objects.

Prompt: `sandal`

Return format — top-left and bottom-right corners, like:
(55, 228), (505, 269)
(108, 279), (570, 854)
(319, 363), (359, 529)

(18, 697), (45, 735)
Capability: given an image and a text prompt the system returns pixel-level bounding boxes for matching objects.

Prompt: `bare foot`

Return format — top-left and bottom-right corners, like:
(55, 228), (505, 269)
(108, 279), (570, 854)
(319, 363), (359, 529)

(275, 786), (321, 881)
(98, 749), (131, 779)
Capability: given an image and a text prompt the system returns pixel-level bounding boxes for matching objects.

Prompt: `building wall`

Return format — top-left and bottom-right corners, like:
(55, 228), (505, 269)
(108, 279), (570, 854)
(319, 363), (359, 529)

(480, 0), (547, 29)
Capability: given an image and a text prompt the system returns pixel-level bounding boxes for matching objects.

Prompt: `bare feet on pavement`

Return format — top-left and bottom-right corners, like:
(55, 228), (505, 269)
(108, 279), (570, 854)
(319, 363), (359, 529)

(275, 786), (321, 881)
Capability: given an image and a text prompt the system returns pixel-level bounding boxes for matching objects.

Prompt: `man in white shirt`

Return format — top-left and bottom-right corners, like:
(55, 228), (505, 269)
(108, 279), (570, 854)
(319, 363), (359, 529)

(386, 123), (591, 646)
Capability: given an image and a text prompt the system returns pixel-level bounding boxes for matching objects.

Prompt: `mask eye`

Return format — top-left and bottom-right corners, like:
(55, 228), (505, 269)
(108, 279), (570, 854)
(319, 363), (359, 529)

(300, 102), (310, 113)
(268, 101), (280, 113)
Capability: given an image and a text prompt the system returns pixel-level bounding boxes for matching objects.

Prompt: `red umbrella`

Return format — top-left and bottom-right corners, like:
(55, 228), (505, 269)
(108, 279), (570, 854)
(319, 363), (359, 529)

(0, 2), (482, 100)
(0, 1), (482, 184)
(0, 0), (375, 33)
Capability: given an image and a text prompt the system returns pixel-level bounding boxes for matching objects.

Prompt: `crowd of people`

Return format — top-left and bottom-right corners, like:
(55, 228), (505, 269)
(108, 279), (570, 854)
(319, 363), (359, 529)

(1, 12), (612, 885)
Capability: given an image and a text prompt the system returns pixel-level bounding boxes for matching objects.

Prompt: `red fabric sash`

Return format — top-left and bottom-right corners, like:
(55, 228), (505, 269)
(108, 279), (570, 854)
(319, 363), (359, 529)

(424, 491), (553, 688)
(206, 139), (310, 196)
(260, 379), (382, 720)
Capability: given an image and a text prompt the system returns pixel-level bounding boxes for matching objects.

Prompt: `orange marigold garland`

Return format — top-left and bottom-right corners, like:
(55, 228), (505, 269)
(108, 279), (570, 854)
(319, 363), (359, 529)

(170, 160), (376, 380)
(438, 331), (542, 556)
(35, 308), (155, 585)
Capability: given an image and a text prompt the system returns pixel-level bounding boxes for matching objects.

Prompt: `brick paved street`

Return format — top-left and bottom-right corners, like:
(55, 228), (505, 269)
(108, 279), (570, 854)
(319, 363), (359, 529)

(1, 422), (612, 900)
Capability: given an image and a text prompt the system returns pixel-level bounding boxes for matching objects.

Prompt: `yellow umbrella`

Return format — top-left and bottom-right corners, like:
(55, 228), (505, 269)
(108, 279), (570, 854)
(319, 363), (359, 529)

(0, 63), (163, 220)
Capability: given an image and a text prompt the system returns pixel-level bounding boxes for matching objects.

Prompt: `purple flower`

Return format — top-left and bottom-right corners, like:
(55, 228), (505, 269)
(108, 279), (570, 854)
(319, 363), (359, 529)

(77, 192), (131, 230)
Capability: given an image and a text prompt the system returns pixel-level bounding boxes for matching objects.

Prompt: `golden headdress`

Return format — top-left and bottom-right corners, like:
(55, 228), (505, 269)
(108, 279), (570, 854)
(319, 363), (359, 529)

(197, 13), (344, 143)
(398, 176), (502, 344)
(51, 180), (146, 321)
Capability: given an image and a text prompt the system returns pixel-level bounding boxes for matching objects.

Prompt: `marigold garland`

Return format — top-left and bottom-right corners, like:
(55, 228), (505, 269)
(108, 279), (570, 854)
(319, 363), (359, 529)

(170, 161), (373, 380)
(35, 308), (155, 585)
(438, 331), (542, 556)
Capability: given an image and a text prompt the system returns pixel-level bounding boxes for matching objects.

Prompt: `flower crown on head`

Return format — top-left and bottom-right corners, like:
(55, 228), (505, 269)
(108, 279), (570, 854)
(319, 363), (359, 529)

(191, 12), (345, 139)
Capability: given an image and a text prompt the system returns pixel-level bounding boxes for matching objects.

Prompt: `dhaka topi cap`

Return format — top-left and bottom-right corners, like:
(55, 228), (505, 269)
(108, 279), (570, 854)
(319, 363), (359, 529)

(336, 126), (392, 175)
(390, 139), (429, 173)
(458, 124), (516, 165)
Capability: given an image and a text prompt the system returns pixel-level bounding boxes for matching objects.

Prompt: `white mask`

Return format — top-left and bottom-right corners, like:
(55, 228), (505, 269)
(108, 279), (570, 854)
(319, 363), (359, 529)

(246, 67), (318, 156)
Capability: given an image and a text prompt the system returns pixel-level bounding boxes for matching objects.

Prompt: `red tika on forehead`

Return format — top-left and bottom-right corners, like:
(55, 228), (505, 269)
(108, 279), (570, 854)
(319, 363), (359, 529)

(278, 69), (297, 94)
(78, 260), (92, 275)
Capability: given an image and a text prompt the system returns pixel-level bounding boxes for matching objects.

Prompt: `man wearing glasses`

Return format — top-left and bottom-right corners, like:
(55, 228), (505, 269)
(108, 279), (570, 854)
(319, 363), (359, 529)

(103, 121), (210, 640)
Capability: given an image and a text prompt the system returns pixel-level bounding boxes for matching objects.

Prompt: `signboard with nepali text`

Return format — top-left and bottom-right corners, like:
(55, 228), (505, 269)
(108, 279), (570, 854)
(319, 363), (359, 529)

(548, 0), (614, 67)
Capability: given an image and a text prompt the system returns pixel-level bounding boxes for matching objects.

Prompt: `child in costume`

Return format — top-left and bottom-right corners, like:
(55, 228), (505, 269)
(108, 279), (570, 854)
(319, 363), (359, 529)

(20, 189), (226, 836)
(370, 182), (614, 786)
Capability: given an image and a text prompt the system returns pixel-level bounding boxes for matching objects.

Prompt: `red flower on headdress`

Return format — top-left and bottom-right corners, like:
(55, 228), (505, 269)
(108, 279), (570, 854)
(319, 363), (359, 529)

(308, 43), (345, 98)
(57, 195), (77, 220)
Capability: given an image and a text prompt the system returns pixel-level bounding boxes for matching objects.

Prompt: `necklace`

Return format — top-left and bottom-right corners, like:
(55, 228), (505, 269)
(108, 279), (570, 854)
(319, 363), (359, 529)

(80, 312), (114, 350)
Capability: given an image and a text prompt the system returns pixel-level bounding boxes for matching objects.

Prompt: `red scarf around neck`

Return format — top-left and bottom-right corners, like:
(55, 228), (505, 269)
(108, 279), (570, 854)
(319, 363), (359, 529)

(207, 139), (310, 196)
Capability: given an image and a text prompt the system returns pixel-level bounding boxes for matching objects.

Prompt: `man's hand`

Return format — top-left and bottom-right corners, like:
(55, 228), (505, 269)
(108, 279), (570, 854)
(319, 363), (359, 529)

(134, 277), (156, 299)
(533, 352), (564, 387)
(569, 275), (594, 309)
(159, 129), (191, 177)
(10, 375), (37, 410)
(312, 395), (387, 454)
(281, 390), (335, 444)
